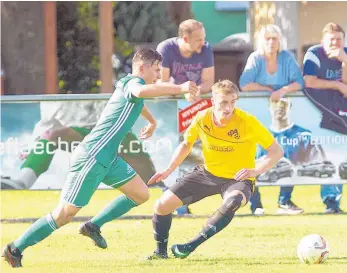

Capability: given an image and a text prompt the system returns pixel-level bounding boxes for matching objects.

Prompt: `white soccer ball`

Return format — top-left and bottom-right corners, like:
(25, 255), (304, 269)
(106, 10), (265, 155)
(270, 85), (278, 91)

(297, 234), (329, 264)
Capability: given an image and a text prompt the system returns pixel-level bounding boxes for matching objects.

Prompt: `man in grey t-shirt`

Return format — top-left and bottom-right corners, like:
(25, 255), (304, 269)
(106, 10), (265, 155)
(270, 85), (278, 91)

(157, 19), (215, 102)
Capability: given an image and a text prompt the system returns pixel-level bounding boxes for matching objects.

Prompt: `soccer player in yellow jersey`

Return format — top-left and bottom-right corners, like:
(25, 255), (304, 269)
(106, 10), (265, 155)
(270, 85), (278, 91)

(146, 80), (284, 259)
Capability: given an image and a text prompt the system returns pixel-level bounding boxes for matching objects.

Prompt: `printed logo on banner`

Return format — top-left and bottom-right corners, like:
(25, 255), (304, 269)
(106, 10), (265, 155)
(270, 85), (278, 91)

(178, 99), (212, 133)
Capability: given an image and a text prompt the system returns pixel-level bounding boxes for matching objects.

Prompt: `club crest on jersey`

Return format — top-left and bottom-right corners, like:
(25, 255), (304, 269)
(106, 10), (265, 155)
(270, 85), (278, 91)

(227, 129), (240, 139)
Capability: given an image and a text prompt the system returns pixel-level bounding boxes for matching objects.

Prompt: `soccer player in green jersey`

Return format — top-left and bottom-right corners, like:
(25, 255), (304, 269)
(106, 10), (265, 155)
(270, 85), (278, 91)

(2, 48), (198, 268)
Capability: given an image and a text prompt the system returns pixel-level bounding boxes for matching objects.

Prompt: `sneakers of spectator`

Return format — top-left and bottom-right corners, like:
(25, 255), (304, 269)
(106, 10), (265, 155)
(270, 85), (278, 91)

(253, 208), (266, 216)
(277, 200), (304, 215)
(325, 207), (344, 214)
(324, 198), (344, 214)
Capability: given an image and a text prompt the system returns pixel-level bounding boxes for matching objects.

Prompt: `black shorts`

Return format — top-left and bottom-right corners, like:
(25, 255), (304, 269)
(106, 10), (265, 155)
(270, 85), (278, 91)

(169, 165), (255, 205)
(304, 88), (347, 134)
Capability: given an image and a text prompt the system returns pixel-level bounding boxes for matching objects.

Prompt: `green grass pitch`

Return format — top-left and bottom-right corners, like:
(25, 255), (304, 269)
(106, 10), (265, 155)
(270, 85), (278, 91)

(1, 186), (346, 272)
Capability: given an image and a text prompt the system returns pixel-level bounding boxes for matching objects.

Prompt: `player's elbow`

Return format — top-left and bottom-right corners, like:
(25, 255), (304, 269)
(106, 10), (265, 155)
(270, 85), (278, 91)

(275, 144), (284, 159)
(278, 145), (285, 158)
(268, 141), (284, 160)
(182, 140), (194, 152)
(132, 88), (144, 98)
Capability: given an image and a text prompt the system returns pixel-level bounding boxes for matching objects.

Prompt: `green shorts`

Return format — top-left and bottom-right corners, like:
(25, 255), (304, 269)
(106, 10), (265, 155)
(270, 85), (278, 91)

(60, 154), (136, 207)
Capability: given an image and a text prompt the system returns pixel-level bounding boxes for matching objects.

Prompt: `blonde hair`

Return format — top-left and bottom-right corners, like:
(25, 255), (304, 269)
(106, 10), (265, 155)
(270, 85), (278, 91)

(322, 22), (345, 37)
(256, 24), (286, 54)
(212, 80), (240, 96)
(178, 19), (204, 37)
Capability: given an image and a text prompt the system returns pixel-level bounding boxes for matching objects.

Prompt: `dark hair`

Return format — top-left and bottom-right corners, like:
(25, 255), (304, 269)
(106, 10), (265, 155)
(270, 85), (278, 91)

(132, 48), (163, 65)
(322, 22), (345, 37)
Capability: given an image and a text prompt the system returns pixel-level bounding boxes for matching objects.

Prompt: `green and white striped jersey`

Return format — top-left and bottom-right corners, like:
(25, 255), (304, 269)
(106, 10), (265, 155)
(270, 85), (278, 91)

(81, 75), (145, 166)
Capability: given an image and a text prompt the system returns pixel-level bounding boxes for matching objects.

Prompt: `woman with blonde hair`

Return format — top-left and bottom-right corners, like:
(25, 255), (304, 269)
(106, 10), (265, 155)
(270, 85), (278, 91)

(240, 24), (304, 215)
(240, 24), (304, 101)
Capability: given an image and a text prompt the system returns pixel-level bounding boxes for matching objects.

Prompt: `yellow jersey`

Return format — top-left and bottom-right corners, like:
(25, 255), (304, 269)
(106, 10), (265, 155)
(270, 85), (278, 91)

(184, 107), (275, 181)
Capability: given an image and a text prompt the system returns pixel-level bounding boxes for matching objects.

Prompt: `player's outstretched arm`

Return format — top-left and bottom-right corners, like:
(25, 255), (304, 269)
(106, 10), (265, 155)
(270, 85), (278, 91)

(235, 140), (284, 181)
(132, 81), (199, 98)
(148, 140), (194, 184)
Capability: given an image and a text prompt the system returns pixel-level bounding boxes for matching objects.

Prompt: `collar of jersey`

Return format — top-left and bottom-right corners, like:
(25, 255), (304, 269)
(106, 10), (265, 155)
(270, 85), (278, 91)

(270, 122), (294, 133)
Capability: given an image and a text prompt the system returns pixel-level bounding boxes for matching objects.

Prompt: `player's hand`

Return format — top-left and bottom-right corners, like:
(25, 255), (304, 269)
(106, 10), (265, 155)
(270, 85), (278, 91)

(147, 168), (173, 185)
(270, 90), (285, 101)
(180, 81), (199, 96)
(326, 47), (347, 62)
(234, 168), (259, 181)
(138, 123), (156, 140)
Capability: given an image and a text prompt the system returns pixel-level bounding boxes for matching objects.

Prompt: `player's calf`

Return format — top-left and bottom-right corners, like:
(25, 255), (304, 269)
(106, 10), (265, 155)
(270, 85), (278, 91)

(181, 192), (246, 254)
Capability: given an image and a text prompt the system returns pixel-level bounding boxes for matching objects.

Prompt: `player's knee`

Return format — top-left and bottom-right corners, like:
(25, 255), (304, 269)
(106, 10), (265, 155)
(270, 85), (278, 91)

(52, 205), (78, 227)
(221, 193), (244, 216)
(154, 199), (172, 215)
(52, 212), (73, 227)
(136, 188), (150, 205)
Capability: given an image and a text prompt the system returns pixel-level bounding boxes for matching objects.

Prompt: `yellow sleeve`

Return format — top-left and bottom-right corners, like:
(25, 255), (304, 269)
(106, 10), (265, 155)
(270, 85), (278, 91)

(183, 114), (199, 144)
(250, 116), (275, 149)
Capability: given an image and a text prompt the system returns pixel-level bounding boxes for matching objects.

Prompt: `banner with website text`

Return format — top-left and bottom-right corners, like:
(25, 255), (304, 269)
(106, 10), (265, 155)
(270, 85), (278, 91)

(1, 95), (346, 190)
(0, 99), (179, 190)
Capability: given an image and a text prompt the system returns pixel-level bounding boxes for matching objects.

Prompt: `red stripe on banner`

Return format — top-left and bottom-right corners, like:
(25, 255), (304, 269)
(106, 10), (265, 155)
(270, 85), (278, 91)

(178, 98), (212, 133)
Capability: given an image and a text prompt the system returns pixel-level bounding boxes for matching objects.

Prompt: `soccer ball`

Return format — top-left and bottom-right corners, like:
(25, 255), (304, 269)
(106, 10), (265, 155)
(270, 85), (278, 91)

(297, 234), (329, 264)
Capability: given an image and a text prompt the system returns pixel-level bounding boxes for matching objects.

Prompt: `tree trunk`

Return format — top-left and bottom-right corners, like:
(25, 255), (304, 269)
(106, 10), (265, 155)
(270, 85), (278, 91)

(167, 1), (193, 27)
(1, 2), (46, 95)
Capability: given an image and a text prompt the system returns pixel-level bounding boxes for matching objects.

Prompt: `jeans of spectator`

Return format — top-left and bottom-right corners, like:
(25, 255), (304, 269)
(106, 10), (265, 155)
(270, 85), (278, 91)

(278, 186), (294, 204)
(250, 186), (294, 211)
(321, 184), (343, 208)
(250, 186), (263, 213)
(303, 88), (347, 134)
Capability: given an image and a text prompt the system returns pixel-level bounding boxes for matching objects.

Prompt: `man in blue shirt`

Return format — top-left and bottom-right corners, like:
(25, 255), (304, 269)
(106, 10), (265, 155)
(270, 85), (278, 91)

(303, 22), (347, 134)
(303, 22), (346, 213)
